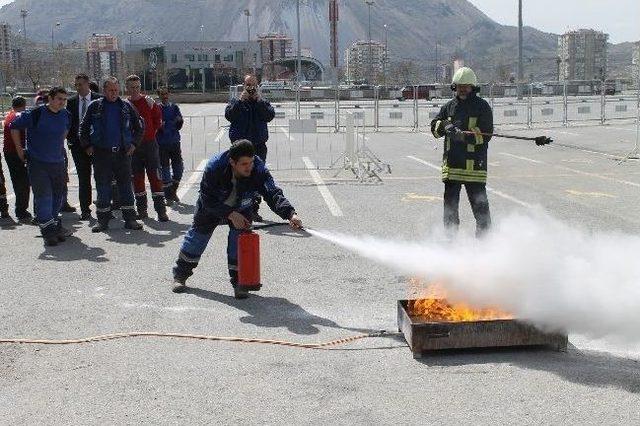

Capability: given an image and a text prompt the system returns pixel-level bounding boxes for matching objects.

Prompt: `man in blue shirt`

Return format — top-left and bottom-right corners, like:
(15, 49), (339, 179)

(10, 87), (72, 246)
(80, 76), (144, 233)
(156, 87), (184, 205)
(172, 139), (302, 299)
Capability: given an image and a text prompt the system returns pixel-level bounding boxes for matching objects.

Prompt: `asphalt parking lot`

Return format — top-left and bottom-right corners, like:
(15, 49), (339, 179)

(1, 102), (640, 424)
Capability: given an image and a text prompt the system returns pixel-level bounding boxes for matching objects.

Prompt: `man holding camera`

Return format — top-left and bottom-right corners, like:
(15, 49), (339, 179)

(224, 74), (275, 222)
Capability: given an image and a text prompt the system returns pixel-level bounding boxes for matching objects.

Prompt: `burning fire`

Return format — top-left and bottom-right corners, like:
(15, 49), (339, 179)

(407, 279), (512, 322)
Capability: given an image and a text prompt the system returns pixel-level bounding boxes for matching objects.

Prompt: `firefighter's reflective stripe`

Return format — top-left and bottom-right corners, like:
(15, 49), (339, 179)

(432, 120), (443, 138)
(442, 165), (487, 183)
(468, 117), (484, 145)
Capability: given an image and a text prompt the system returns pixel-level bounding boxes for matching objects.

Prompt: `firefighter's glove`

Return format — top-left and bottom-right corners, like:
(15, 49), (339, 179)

(444, 123), (465, 142)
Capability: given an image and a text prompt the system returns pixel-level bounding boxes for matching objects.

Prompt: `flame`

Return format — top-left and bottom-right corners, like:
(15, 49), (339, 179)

(407, 279), (512, 322)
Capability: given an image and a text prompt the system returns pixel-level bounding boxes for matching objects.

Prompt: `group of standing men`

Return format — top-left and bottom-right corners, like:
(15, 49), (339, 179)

(0, 73), (185, 246)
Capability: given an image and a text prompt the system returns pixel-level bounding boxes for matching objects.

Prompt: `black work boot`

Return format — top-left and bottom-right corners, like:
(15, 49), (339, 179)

(124, 220), (143, 230)
(164, 190), (174, 206)
(172, 276), (187, 293)
(44, 237), (59, 247)
(153, 195), (169, 222)
(61, 202), (77, 213)
(0, 197), (10, 219)
(57, 225), (72, 242)
(92, 222), (109, 233)
(171, 181), (181, 203)
(135, 193), (148, 219)
(92, 211), (111, 233)
(230, 274), (248, 300)
(17, 212), (33, 224)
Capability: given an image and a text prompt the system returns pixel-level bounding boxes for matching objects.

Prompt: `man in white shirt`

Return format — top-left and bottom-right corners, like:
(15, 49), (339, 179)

(66, 73), (102, 220)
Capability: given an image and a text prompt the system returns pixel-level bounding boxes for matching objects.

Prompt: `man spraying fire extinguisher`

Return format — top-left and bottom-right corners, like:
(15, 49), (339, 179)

(172, 139), (303, 299)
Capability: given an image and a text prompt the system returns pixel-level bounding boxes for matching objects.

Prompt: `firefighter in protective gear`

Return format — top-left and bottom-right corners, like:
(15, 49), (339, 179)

(430, 67), (494, 237)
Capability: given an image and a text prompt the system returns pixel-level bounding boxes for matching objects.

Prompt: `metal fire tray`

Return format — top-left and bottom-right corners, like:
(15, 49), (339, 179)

(398, 300), (568, 358)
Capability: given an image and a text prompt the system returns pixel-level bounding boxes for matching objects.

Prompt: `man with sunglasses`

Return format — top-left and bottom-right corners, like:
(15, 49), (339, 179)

(224, 74), (275, 222)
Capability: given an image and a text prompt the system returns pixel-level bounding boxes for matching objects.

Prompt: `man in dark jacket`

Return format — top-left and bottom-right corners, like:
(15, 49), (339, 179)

(80, 77), (144, 233)
(224, 74), (275, 222)
(430, 67), (494, 237)
(2, 96), (30, 223)
(66, 73), (102, 220)
(172, 140), (302, 299)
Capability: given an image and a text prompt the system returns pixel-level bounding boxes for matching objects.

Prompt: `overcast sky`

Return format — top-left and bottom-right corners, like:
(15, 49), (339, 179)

(470, 0), (640, 44)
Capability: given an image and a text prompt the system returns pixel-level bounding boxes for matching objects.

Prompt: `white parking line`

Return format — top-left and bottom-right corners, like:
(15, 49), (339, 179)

(499, 152), (543, 164)
(176, 159), (208, 200)
(302, 157), (343, 217)
(545, 130), (580, 136)
(280, 127), (295, 141)
(485, 187), (533, 208)
(214, 128), (226, 142)
(406, 155), (534, 208)
(605, 127), (637, 132)
(555, 165), (640, 188)
(407, 155), (440, 171)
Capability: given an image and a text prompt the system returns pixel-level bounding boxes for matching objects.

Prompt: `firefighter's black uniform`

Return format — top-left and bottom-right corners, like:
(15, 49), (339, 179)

(430, 91), (494, 236)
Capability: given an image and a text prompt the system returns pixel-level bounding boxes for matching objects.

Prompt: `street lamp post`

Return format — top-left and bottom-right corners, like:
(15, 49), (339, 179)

(200, 25), (205, 94)
(20, 9), (27, 41)
(365, 0), (374, 84)
(51, 21), (60, 53)
(517, 0), (524, 97)
(295, 0), (301, 118)
(243, 9), (251, 42)
(383, 23), (388, 86)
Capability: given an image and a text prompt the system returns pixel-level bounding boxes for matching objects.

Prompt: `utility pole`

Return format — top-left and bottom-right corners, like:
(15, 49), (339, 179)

(329, 0), (340, 131)
(435, 40), (439, 83)
(296, 0), (301, 118)
(200, 24), (205, 94)
(51, 21), (60, 53)
(365, 1), (374, 84)
(20, 9), (27, 41)
(383, 24), (388, 86)
(243, 9), (251, 42)
(518, 0), (524, 93)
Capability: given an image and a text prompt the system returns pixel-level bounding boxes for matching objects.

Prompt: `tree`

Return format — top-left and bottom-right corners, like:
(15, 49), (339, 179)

(22, 50), (52, 91)
(390, 59), (421, 86)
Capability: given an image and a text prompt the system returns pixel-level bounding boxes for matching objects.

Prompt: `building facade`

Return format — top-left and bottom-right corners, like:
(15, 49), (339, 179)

(344, 40), (386, 83)
(163, 40), (260, 90)
(558, 29), (608, 81)
(633, 42), (640, 83)
(257, 33), (293, 80)
(86, 33), (124, 84)
(0, 23), (13, 65)
(126, 41), (261, 91)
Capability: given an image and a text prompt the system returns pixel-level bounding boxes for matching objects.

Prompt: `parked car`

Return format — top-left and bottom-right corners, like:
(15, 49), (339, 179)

(399, 85), (436, 101)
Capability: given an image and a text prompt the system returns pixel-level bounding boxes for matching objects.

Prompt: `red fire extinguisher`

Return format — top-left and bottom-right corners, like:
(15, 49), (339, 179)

(236, 223), (293, 292)
(237, 231), (261, 291)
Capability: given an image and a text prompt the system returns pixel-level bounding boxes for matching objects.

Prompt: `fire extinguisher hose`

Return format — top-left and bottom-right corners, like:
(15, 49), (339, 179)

(0, 330), (400, 349)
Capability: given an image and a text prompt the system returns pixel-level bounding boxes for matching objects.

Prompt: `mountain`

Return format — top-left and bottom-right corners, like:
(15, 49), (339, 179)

(0, 0), (634, 82)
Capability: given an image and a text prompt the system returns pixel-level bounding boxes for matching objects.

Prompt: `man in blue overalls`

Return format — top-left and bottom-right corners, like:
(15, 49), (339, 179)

(156, 87), (184, 205)
(172, 140), (302, 299)
(80, 77), (144, 233)
(10, 87), (72, 246)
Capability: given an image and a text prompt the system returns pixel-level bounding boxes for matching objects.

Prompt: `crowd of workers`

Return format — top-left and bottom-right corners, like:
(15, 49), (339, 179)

(0, 67), (492, 299)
